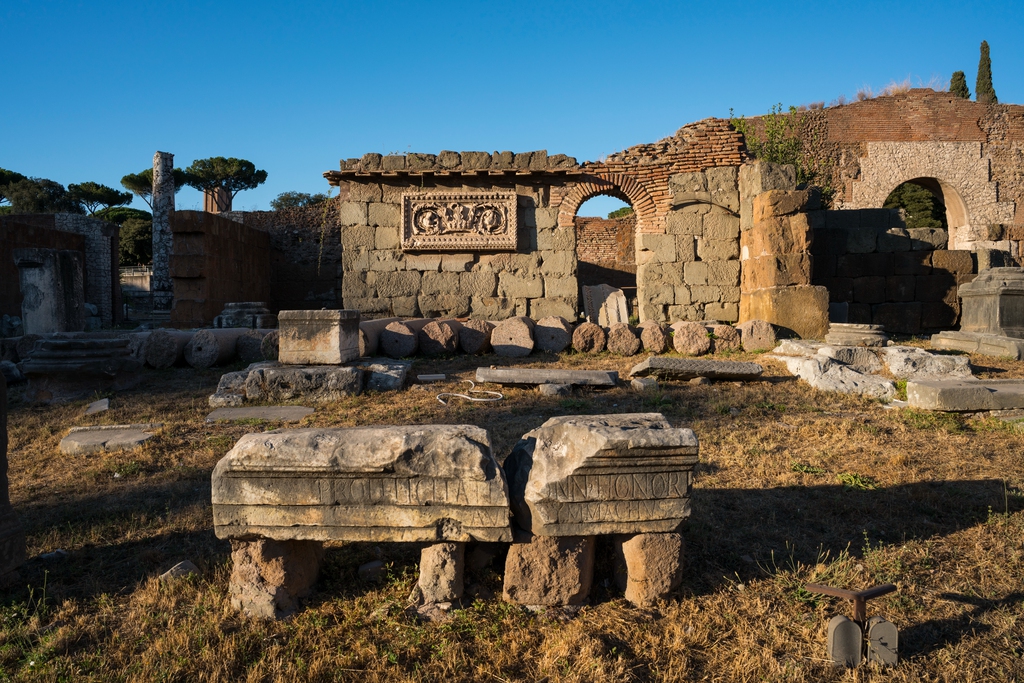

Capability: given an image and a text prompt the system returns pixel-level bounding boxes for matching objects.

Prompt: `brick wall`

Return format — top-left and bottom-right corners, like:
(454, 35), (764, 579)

(0, 219), (86, 320)
(169, 211), (271, 328)
(575, 215), (636, 291)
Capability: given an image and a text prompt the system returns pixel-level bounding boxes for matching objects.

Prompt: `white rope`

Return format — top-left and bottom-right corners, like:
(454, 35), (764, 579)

(436, 380), (504, 406)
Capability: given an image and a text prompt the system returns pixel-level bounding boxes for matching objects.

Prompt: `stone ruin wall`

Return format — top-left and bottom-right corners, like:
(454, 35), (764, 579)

(0, 218), (87, 322)
(574, 214), (636, 292)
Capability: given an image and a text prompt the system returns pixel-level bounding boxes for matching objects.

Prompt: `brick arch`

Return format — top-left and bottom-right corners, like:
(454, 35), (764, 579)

(557, 173), (661, 232)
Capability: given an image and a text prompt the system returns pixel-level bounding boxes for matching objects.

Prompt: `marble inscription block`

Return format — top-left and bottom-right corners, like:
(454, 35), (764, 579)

(212, 425), (512, 543)
(402, 191), (517, 251)
(504, 413), (699, 536)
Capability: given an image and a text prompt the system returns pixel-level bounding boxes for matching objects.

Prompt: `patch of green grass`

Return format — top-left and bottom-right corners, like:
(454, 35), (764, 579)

(714, 403), (732, 415)
(234, 417), (268, 426)
(838, 472), (878, 490)
(558, 398), (590, 411)
(790, 462), (824, 475)
(895, 379), (908, 401)
(901, 409), (964, 433)
(755, 400), (786, 412)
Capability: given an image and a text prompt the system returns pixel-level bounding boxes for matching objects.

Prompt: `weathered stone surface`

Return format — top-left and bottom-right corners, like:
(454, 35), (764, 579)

(212, 425), (512, 542)
(740, 285), (829, 340)
(459, 320), (494, 355)
(279, 310), (360, 365)
(958, 267), (1024, 337)
(906, 378), (1024, 411)
(244, 366), (362, 403)
(538, 383), (572, 396)
(534, 316), (573, 354)
(613, 532), (685, 607)
(358, 317), (401, 357)
(475, 368), (617, 387)
(417, 542), (464, 604)
(20, 337), (143, 403)
(360, 358), (410, 392)
(631, 377), (658, 392)
(492, 316), (535, 357)
(206, 407), (314, 423)
(59, 423), (161, 455)
(629, 356), (763, 381)
(84, 398), (109, 415)
(381, 319), (430, 358)
(572, 322), (606, 353)
(146, 329), (193, 368)
(816, 345), (884, 374)
(237, 330), (271, 364)
(504, 413), (698, 536)
(159, 560), (199, 582)
(229, 538), (323, 619)
(214, 302), (273, 329)
(877, 346), (972, 380)
(735, 319), (776, 352)
(418, 320), (461, 356)
(13, 248), (85, 334)
(708, 324), (740, 353)
(824, 323), (888, 347)
(770, 355), (896, 399)
(930, 330), (1024, 360)
(607, 324), (641, 356)
(402, 191), (517, 251)
(185, 328), (247, 368)
(639, 322), (670, 354)
(671, 322), (711, 355)
(1, 374), (26, 579)
(502, 535), (595, 606)
(583, 285), (629, 327)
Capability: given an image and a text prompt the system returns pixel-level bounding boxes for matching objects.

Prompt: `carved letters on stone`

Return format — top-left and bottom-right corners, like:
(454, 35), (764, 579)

(402, 192), (517, 251)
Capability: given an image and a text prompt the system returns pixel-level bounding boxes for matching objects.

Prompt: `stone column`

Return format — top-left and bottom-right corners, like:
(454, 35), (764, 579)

(0, 374), (27, 583)
(152, 151), (175, 311)
(13, 248), (85, 334)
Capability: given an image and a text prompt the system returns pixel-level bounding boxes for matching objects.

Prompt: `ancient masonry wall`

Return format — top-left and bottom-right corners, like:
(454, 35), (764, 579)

(0, 219), (87, 320)
(169, 211), (271, 328)
(0, 214), (116, 325)
(574, 214), (636, 292)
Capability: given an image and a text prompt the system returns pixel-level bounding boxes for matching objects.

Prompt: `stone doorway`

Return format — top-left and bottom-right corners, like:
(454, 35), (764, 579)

(572, 195), (638, 315)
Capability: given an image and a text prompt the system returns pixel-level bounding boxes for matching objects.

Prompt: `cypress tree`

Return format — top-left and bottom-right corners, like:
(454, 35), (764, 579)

(976, 41), (997, 104)
(950, 71), (970, 99)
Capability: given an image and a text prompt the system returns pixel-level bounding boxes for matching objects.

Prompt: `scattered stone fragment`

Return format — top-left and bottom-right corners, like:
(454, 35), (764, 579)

(492, 316), (536, 357)
(358, 559), (385, 582)
(418, 542), (465, 604)
(209, 394), (244, 408)
(629, 356), (763, 381)
(236, 329), (270, 364)
(572, 322), (606, 353)
(206, 406), (314, 424)
(631, 377), (658, 392)
(503, 535), (595, 606)
(185, 328), (247, 369)
(0, 361), (24, 384)
(607, 323), (641, 356)
(735, 319), (777, 352)
(358, 317), (401, 357)
(475, 367), (617, 387)
(229, 538), (324, 619)
(906, 378), (1024, 411)
(160, 560), (199, 582)
(360, 359), (410, 392)
(381, 320), (427, 358)
(84, 398), (109, 415)
(772, 339), (824, 357)
(419, 320), (461, 356)
(59, 423), (161, 455)
(689, 377), (709, 386)
(671, 321), (711, 356)
(930, 330), (1024, 359)
(244, 366), (363, 402)
(824, 323), (888, 347)
(582, 284), (629, 327)
(279, 310), (360, 365)
(817, 345), (884, 374)
(770, 355), (895, 399)
(878, 346), (972, 380)
(145, 329), (193, 368)
(534, 316), (573, 354)
(459, 320), (494, 355)
(260, 330), (279, 360)
(639, 321), (670, 354)
(708, 324), (741, 353)
(538, 383), (572, 397)
(613, 532), (685, 607)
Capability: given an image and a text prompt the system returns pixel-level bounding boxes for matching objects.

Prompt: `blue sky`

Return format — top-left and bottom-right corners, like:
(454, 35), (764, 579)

(2, 1), (1022, 217)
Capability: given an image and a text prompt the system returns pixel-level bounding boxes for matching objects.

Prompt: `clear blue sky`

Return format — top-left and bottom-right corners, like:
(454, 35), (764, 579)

(2, 1), (1022, 217)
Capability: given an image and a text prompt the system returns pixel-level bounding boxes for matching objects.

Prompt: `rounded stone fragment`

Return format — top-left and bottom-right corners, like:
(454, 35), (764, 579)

(708, 324), (741, 354)
(491, 316), (535, 357)
(572, 322), (606, 354)
(418, 321), (459, 356)
(671, 322), (711, 356)
(735, 319), (776, 352)
(534, 316), (573, 354)
(381, 322), (418, 358)
(459, 320), (494, 355)
(236, 329), (269, 364)
(260, 329), (279, 360)
(145, 329), (193, 368)
(185, 328), (246, 368)
(418, 542), (465, 604)
(613, 532), (685, 607)
(639, 322), (670, 354)
(607, 323), (641, 356)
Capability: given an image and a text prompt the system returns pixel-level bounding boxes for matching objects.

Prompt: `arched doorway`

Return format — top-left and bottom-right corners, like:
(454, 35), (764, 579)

(573, 194), (638, 310)
(883, 177), (969, 247)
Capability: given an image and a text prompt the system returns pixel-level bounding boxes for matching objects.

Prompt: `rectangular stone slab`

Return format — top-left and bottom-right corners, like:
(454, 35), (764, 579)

(278, 309), (359, 365)
(629, 356), (763, 380)
(906, 379), (1024, 411)
(212, 425), (512, 543)
(475, 367), (618, 386)
(930, 330), (1024, 360)
(206, 406), (314, 423)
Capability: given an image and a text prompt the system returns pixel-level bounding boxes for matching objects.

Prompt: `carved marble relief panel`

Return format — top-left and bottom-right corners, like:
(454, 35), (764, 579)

(402, 191), (517, 251)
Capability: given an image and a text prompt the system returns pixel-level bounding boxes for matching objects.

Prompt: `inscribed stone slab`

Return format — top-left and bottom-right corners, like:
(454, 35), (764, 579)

(278, 310), (360, 365)
(582, 284), (629, 327)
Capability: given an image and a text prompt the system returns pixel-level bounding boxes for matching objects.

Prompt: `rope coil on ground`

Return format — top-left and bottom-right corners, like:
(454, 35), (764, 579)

(436, 380), (504, 406)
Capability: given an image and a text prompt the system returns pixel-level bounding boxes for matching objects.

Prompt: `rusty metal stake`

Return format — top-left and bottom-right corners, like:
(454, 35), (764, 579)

(805, 583), (897, 626)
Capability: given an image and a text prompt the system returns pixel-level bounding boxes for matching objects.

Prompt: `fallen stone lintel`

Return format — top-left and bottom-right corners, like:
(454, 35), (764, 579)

(206, 407), (314, 423)
(930, 331), (1024, 360)
(475, 367), (618, 386)
(629, 356), (763, 381)
(907, 378), (1024, 411)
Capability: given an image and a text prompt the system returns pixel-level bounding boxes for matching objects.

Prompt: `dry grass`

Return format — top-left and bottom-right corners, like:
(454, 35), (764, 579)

(2, 347), (1024, 681)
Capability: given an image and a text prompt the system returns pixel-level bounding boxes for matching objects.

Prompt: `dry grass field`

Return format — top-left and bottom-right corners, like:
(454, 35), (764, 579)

(2, 346), (1023, 682)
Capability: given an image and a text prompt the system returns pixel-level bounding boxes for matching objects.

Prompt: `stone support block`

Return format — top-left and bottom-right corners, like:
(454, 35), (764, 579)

(418, 542), (465, 604)
(540, 250), (574, 276)
(741, 254), (811, 290)
(743, 216), (812, 257)
(441, 254), (475, 272)
(740, 285), (828, 340)
(502, 535), (595, 607)
(706, 260), (741, 286)
(229, 539), (324, 619)
(752, 189), (817, 222)
(613, 532), (685, 607)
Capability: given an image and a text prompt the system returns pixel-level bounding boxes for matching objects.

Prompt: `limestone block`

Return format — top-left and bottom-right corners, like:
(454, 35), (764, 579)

(441, 254), (475, 272)
(674, 235), (697, 263)
(540, 251), (574, 276)
(476, 368), (617, 387)
(418, 543), (464, 604)
(572, 322), (606, 353)
(459, 271), (497, 298)
(244, 366), (363, 402)
(637, 233), (676, 263)
(697, 238), (739, 261)
(735, 320), (776, 352)
(368, 202), (401, 228)
(744, 216), (812, 256)
(742, 253), (812, 289)
(491, 316), (535, 357)
(279, 310), (360, 365)
(375, 271), (421, 298)
(537, 227), (575, 251)
(908, 228), (948, 250)
(382, 155), (405, 171)
(684, 261), (708, 286)
(418, 295), (470, 318)
(341, 271), (375, 299)
(931, 250), (974, 274)
(705, 302), (739, 322)
(707, 260), (741, 286)
(672, 321), (711, 355)
(720, 286), (741, 303)
(338, 202), (368, 226)
(690, 285), (722, 304)
(739, 161), (796, 205)
(534, 316), (573, 354)
(629, 356), (762, 381)
(666, 210), (704, 235)
(470, 297), (522, 320)
(607, 323), (641, 356)
(459, 320), (494, 355)
(703, 212), (740, 240)
(498, 273), (544, 299)
(374, 226), (400, 250)
(343, 182), (383, 202)
(645, 283), (675, 306)
(504, 413), (698, 536)
(544, 275), (578, 300)
(438, 150), (460, 168)
(877, 228), (911, 252)
(368, 250), (403, 272)
(421, 272), (461, 296)
(613, 532), (685, 607)
(752, 190), (817, 222)
(707, 324), (740, 353)
(503, 535), (595, 606)
(740, 286), (829, 340)
(639, 321), (670, 354)
(58, 423), (159, 455)
(404, 254), (442, 272)
(361, 359), (410, 392)
(668, 171), (708, 194)
(536, 207), (558, 230)
(212, 425), (512, 543)
(229, 539), (323, 619)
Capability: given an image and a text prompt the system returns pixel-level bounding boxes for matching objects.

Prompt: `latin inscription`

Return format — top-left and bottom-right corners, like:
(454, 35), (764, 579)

(545, 471), (688, 502)
(318, 476), (503, 507)
(539, 498), (689, 524)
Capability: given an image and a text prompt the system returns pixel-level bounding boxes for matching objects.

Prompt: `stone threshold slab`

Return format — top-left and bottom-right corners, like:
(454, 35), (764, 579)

(475, 368), (618, 386)
(907, 379), (1024, 411)
(206, 407), (314, 423)
(930, 331), (1024, 360)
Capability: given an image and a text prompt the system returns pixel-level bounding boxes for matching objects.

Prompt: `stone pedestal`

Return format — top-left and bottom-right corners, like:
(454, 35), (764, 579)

(740, 285), (829, 340)
(958, 267), (1024, 338)
(0, 375), (26, 582)
(278, 310), (359, 365)
(13, 248), (85, 334)
(613, 532), (685, 607)
(229, 538), (323, 620)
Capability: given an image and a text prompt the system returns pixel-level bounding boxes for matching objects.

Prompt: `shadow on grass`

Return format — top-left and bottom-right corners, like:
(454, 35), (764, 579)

(900, 591), (1024, 657)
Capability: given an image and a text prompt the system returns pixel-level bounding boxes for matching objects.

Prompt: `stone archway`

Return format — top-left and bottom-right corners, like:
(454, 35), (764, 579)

(557, 173), (660, 232)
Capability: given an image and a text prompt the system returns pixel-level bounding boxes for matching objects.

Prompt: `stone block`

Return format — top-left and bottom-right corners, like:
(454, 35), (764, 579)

(877, 345), (971, 380)
(846, 227), (878, 254)
(382, 155), (405, 171)
(689, 285), (721, 304)
(206, 406), (315, 423)
(374, 226), (400, 250)
(341, 225), (376, 250)
(638, 233), (676, 263)
(822, 277), (854, 303)
(852, 277), (886, 304)
(684, 261), (707, 286)
(540, 251), (574, 276)
(368, 203), (401, 228)
(375, 271), (421, 298)
(697, 238), (739, 261)
(739, 285), (829, 339)
(212, 425), (512, 542)
(438, 150), (460, 168)
(278, 310), (359, 365)
(931, 250), (974, 274)
(958, 267), (1024, 337)
(921, 301), (957, 329)
(418, 543), (464, 604)
(59, 423), (159, 455)
(704, 302), (739, 322)
(503, 535), (595, 606)
(872, 302), (922, 335)
(907, 378), (1024, 411)
(338, 201), (368, 226)
(908, 228), (948, 250)
(417, 295), (470, 318)
(421, 271), (461, 296)
(368, 250), (404, 272)
(13, 249), (86, 334)
(537, 227), (575, 251)
(877, 228), (911, 252)
(645, 283), (675, 305)
(745, 216), (811, 256)
(475, 368), (617, 387)
(536, 207), (558, 230)
(244, 366), (363, 402)
(706, 260), (741, 286)
(229, 539), (323, 619)
(666, 210), (704, 235)
(529, 298), (576, 321)
(742, 254), (812, 289)
(343, 182), (383, 202)
(735, 319), (776, 352)
(836, 253), (892, 278)
(504, 413), (698, 536)
(915, 273), (957, 302)
(583, 284), (629, 326)
(498, 273), (543, 299)
(886, 275), (916, 302)
(894, 251), (932, 275)
(752, 190), (816, 222)
(544, 275), (578, 300)
(441, 254), (475, 272)
(459, 271), (497, 298)
(613, 532), (685, 607)
(702, 213), (740, 240)
(471, 296), (522, 319)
